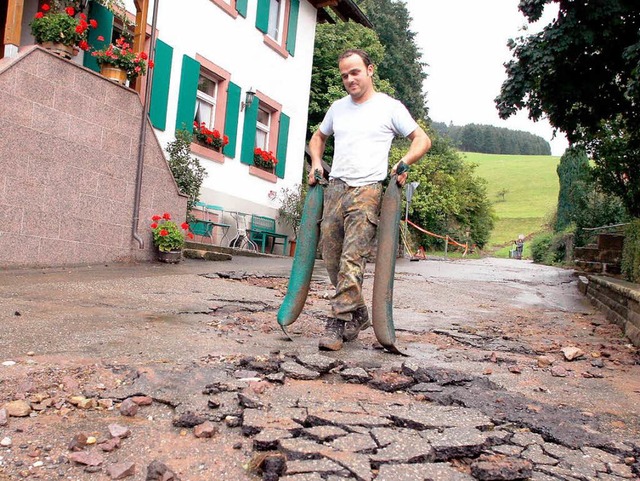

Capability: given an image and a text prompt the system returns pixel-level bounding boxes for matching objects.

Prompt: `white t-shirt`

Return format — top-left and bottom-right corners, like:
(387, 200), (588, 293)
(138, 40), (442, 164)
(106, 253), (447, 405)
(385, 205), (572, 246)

(319, 92), (418, 186)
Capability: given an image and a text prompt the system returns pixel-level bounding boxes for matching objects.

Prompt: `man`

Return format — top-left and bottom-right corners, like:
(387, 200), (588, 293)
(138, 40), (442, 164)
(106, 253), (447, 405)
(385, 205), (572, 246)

(308, 49), (431, 351)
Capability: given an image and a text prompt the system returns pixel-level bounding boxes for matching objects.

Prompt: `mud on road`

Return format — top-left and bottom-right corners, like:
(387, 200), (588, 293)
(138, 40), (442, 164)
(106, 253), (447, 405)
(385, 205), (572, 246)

(0, 256), (639, 480)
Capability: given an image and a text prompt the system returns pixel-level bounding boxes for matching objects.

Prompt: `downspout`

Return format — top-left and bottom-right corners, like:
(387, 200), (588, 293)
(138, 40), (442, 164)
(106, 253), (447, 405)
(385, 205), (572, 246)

(132, 0), (160, 248)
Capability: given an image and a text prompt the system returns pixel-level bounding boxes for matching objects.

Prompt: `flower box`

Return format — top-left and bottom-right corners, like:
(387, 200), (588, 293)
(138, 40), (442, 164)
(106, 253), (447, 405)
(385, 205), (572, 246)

(192, 122), (228, 151)
(253, 147), (278, 173)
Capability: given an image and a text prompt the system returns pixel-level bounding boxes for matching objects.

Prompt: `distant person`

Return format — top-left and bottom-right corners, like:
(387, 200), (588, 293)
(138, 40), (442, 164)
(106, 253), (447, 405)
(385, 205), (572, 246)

(513, 234), (525, 260)
(308, 48), (431, 351)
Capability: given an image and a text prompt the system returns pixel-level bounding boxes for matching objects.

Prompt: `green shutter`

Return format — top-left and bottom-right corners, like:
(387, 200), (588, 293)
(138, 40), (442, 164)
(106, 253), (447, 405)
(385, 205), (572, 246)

(174, 55), (200, 133)
(286, 0), (300, 56)
(236, 0), (248, 17)
(223, 82), (241, 158)
(83, 1), (114, 72)
(256, 0), (269, 33)
(240, 98), (259, 165)
(149, 39), (173, 130)
(275, 113), (290, 178)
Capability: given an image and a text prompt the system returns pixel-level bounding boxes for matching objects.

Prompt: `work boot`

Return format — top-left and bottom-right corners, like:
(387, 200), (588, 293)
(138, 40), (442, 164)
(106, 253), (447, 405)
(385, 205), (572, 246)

(343, 306), (371, 342)
(318, 318), (345, 351)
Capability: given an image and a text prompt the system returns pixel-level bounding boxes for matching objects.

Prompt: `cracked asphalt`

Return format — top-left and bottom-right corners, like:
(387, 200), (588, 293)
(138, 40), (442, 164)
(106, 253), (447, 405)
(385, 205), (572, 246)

(0, 255), (639, 480)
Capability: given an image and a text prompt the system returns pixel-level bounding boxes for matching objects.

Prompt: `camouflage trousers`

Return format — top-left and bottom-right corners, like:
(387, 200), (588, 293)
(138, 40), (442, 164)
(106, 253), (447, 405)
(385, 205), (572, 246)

(321, 179), (382, 321)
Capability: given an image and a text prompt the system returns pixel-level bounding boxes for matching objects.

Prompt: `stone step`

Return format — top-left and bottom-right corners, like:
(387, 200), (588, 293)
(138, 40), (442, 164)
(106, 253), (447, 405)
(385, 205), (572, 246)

(574, 260), (621, 275)
(574, 247), (622, 264)
(183, 248), (232, 261)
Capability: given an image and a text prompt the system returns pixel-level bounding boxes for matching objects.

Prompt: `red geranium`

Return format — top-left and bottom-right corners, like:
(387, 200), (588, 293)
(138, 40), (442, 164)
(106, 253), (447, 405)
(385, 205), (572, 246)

(91, 36), (150, 81)
(30, 3), (98, 48)
(192, 121), (228, 150)
(253, 148), (278, 170)
(150, 213), (190, 252)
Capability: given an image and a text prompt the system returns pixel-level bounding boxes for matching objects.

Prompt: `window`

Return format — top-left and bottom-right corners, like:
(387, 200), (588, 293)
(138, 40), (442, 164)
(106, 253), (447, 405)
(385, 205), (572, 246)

(210, 0), (241, 19)
(240, 90), (290, 180)
(175, 54), (239, 163)
(195, 74), (219, 129)
(255, 0), (299, 58)
(256, 106), (272, 150)
(267, 0), (284, 41)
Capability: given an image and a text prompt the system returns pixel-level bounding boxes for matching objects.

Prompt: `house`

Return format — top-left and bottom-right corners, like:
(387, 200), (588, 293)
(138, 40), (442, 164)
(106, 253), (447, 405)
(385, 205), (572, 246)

(0, 0), (370, 268)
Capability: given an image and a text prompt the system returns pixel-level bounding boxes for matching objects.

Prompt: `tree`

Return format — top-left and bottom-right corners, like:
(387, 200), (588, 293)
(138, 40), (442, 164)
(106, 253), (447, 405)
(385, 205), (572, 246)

(495, 0), (640, 215)
(308, 21), (393, 163)
(390, 123), (495, 249)
(165, 129), (206, 217)
(555, 146), (590, 232)
(356, 0), (427, 120)
(309, 21), (392, 135)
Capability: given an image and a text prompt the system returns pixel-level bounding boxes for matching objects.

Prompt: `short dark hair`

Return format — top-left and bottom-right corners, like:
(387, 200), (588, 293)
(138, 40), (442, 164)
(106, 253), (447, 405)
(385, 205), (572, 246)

(338, 49), (373, 68)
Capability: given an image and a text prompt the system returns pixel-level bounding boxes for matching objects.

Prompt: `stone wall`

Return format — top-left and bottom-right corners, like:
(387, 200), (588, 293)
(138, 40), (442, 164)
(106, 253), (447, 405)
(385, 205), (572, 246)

(580, 275), (640, 347)
(0, 47), (187, 268)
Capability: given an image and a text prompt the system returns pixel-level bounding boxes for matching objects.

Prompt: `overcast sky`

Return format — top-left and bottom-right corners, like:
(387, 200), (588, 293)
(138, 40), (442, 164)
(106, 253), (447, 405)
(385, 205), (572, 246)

(404, 0), (569, 156)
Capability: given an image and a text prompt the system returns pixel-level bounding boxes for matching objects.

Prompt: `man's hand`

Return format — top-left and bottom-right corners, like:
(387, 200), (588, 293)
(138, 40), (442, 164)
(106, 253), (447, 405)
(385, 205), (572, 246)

(391, 161), (409, 186)
(308, 168), (324, 185)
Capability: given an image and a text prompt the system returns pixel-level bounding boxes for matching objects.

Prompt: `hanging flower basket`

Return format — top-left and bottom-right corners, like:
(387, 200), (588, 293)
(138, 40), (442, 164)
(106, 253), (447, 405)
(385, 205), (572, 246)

(40, 40), (74, 59)
(100, 64), (127, 85)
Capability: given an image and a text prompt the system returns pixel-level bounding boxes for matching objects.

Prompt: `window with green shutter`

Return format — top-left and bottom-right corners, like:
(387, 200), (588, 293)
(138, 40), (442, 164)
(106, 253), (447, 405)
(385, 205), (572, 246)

(240, 99), (259, 165)
(149, 39), (173, 131)
(285, 0), (299, 56)
(236, 0), (248, 17)
(275, 113), (289, 178)
(256, 0), (270, 33)
(223, 82), (241, 158)
(83, 1), (114, 72)
(175, 55), (200, 133)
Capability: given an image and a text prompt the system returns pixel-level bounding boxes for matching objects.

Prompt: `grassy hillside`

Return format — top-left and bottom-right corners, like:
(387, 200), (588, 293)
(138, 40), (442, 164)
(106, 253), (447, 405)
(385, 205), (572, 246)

(462, 152), (560, 254)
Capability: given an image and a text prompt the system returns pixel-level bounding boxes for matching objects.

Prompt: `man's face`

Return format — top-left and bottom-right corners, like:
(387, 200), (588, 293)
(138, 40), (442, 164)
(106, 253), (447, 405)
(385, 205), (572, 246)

(339, 54), (374, 102)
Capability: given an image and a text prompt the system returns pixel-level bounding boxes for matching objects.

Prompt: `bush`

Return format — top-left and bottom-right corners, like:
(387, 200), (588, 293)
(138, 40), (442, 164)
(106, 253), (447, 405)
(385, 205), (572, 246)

(530, 232), (553, 263)
(622, 219), (640, 283)
(530, 230), (572, 265)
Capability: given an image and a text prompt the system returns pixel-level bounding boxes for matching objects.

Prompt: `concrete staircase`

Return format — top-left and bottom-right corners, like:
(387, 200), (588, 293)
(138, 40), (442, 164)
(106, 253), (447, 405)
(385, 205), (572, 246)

(574, 233), (624, 275)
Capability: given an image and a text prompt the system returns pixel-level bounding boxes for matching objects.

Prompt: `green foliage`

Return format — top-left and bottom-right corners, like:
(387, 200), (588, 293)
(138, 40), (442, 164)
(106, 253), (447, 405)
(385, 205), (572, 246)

(622, 219), (640, 282)
(165, 130), (206, 217)
(530, 230), (571, 265)
(277, 183), (307, 240)
(530, 232), (553, 263)
(397, 125), (495, 249)
(356, 0), (427, 120)
(432, 122), (551, 155)
(495, 1), (640, 216)
(309, 22), (391, 139)
(30, 1), (96, 48)
(571, 188), (629, 247)
(555, 146), (590, 232)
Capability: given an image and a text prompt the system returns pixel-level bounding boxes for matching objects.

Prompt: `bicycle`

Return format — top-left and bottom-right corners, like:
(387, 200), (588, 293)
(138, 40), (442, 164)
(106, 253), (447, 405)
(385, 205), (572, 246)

(228, 212), (258, 251)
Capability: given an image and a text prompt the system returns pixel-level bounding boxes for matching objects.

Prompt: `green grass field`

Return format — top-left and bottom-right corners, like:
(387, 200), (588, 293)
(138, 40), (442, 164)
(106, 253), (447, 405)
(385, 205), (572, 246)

(462, 152), (560, 255)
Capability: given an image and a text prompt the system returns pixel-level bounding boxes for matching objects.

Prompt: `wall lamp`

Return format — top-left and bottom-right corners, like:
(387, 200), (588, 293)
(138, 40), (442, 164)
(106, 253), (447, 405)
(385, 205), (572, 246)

(241, 87), (256, 111)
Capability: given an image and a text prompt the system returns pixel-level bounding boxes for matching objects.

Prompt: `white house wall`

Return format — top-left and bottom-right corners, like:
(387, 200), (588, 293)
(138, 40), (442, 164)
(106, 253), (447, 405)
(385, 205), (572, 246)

(132, 0), (317, 217)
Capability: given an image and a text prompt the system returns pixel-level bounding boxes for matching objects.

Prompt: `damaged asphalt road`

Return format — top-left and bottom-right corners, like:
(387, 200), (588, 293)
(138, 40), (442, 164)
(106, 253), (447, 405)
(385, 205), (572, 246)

(0, 255), (639, 480)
